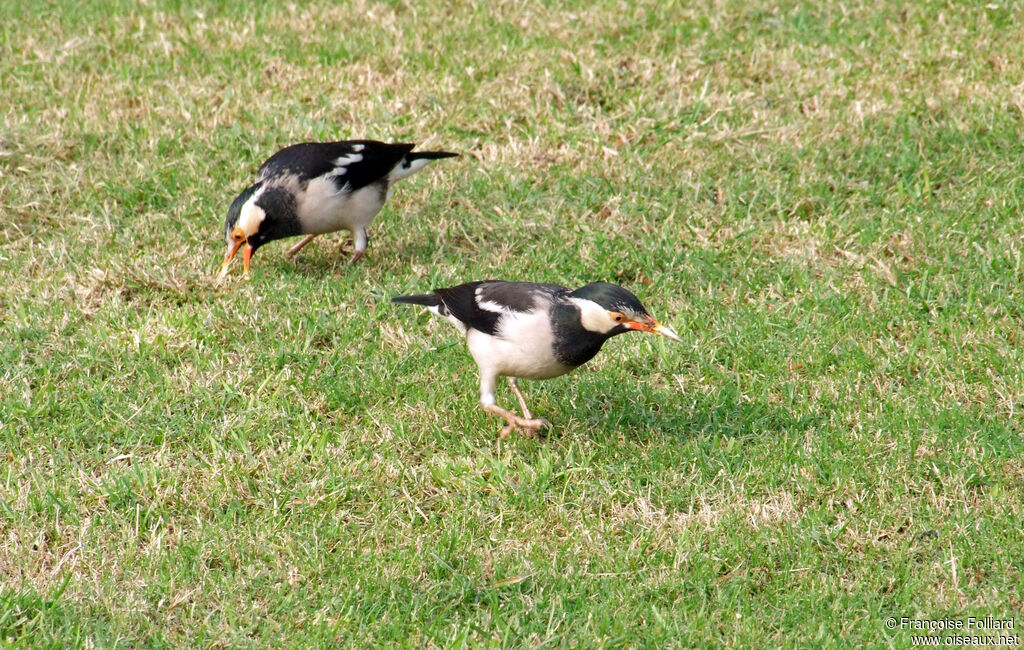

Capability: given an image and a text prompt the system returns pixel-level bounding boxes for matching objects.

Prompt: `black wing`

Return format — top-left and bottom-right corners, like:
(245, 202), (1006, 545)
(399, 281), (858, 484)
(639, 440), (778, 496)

(257, 140), (416, 192)
(434, 281), (568, 336)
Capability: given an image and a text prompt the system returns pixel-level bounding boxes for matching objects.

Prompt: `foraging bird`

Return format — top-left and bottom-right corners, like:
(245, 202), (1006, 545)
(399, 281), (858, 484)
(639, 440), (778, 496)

(218, 140), (457, 278)
(393, 280), (681, 438)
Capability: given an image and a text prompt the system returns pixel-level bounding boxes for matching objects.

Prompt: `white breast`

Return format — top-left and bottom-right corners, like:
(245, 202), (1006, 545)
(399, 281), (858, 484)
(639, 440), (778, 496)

(466, 310), (570, 380)
(296, 179), (386, 235)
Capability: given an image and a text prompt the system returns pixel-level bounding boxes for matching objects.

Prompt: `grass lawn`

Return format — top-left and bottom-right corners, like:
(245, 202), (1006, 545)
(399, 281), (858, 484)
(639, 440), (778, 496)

(2, 0), (1023, 646)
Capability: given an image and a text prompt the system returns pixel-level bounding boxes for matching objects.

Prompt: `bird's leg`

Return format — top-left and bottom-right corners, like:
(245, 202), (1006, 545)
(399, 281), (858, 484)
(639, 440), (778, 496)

(349, 227), (368, 264)
(508, 377), (551, 430)
(506, 377), (533, 419)
(284, 234), (317, 259)
(481, 374), (552, 440)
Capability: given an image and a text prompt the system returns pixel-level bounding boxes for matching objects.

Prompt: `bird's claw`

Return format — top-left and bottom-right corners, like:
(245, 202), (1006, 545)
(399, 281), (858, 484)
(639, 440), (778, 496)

(497, 416), (551, 440)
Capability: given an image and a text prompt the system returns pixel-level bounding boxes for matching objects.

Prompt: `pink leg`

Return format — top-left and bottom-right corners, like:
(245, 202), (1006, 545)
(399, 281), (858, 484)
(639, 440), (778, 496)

(348, 227), (368, 264)
(507, 377), (533, 419)
(284, 234), (317, 258)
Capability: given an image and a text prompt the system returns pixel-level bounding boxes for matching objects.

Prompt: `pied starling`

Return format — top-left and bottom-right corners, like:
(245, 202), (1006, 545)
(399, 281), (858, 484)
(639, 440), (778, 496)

(393, 281), (681, 438)
(218, 140), (457, 278)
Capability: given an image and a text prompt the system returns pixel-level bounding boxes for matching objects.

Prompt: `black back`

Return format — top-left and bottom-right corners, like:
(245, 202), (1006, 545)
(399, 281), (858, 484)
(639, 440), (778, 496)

(434, 281), (501, 335)
(258, 140), (415, 193)
(432, 281), (568, 336)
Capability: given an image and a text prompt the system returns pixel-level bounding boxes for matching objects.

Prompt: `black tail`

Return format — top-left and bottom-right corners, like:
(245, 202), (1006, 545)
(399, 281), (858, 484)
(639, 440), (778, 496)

(392, 293), (442, 307)
(407, 150), (459, 161)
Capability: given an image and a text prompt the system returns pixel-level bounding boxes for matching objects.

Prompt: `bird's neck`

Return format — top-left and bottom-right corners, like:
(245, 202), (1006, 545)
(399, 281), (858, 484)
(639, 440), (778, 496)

(550, 303), (615, 368)
(257, 188), (303, 240)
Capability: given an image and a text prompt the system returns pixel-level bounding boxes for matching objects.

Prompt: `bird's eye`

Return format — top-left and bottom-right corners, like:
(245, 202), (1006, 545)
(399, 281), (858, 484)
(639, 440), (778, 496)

(232, 230), (244, 242)
(614, 314), (623, 322)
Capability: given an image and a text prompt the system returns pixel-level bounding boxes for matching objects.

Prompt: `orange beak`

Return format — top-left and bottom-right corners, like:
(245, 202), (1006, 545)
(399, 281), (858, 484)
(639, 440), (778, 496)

(625, 318), (682, 342)
(217, 240), (243, 280)
(217, 240), (253, 280)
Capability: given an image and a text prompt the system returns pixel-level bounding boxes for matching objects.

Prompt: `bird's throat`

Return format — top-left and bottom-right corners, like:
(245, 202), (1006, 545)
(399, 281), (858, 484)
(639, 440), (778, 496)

(550, 303), (611, 368)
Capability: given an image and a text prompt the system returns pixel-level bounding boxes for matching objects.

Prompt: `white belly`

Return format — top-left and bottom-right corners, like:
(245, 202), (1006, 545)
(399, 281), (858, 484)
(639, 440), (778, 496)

(298, 179), (385, 235)
(465, 312), (571, 380)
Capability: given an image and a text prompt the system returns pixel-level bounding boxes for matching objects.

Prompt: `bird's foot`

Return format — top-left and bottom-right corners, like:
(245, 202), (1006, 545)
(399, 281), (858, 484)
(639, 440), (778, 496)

(347, 250), (365, 265)
(497, 415), (551, 440)
(484, 403), (550, 439)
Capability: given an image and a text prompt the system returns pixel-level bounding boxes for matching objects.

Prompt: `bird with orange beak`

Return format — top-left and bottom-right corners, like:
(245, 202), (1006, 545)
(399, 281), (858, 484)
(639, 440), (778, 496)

(219, 139), (457, 278)
(392, 280), (681, 437)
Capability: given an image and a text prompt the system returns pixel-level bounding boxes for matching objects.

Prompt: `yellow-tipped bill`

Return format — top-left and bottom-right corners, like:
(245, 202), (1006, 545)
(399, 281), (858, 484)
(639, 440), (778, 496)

(651, 322), (681, 342)
(625, 318), (682, 342)
(218, 240), (243, 280)
(217, 240), (253, 279)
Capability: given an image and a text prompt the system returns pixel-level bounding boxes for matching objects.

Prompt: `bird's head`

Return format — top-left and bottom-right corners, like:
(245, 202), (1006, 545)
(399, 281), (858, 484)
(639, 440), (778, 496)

(218, 184), (291, 279)
(218, 184), (264, 279)
(570, 282), (681, 342)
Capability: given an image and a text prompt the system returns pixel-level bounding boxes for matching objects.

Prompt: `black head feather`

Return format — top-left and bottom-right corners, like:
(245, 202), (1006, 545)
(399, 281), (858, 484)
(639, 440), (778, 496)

(569, 282), (649, 316)
(223, 184), (301, 253)
(249, 187), (300, 250)
(224, 183), (258, 234)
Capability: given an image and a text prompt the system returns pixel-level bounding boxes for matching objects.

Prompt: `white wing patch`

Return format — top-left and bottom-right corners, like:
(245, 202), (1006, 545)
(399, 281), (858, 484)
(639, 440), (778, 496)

(477, 299), (511, 314)
(326, 152), (365, 181)
(333, 153), (364, 167)
(474, 286), (524, 315)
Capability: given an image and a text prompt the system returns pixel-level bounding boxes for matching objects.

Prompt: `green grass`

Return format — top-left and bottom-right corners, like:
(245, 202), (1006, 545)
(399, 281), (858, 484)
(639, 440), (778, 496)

(2, 0), (1023, 646)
